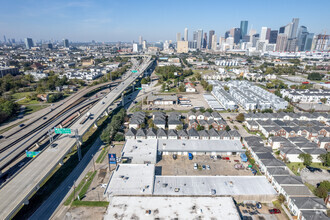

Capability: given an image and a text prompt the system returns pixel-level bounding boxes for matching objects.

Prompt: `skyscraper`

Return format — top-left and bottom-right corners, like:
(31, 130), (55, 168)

(233, 28), (241, 44)
(297, 26), (308, 51)
(260, 27), (268, 41)
(269, 30), (278, 44)
(203, 32), (207, 48)
(211, 34), (217, 50)
(240, 21), (248, 39)
(208, 30), (215, 49)
(279, 26), (285, 34)
(275, 34), (288, 52)
(3, 35), (6, 43)
(266, 28), (271, 40)
(304, 33), (314, 51)
(197, 29), (203, 49)
(225, 31), (230, 39)
(176, 33), (181, 42)
(184, 28), (188, 41)
(290, 18), (299, 38)
(25, 38), (33, 49)
(63, 39), (69, 48)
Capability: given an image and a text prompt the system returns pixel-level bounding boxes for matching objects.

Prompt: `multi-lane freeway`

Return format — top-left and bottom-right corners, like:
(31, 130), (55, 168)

(0, 56), (153, 219)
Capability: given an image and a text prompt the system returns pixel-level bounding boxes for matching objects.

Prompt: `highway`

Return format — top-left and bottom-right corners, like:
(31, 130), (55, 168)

(0, 56), (153, 219)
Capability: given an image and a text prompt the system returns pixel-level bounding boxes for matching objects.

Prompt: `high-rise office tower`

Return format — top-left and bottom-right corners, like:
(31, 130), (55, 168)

(269, 30), (278, 44)
(225, 31), (230, 39)
(297, 26), (308, 51)
(304, 33), (314, 51)
(290, 18), (299, 38)
(193, 31), (197, 41)
(3, 35), (6, 43)
(266, 28), (271, 40)
(25, 38), (34, 49)
(279, 26), (285, 34)
(208, 30), (215, 49)
(203, 33), (207, 48)
(197, 29), (203, 49)
(275, 34), (288, 52)
(184, 28), (188, 41)
(251, 34), (259, 47)
(284, 23), (293, 37)
(211, 34), (217, 50)
(176, 33), (181, 42)
(286, 38), (298, 52)
(233, 28), (241, 44)
(142, 40), (147, 50)
(139, 36), (143, 45)
(260, 27), (268, 41)
(63, 39), (69, 48)
(240, 21), (248, 39)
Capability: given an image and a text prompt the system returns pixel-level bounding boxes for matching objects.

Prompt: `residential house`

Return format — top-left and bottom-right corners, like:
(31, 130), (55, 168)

(288, 197), (327, 219)
(125, 128), (136, 140)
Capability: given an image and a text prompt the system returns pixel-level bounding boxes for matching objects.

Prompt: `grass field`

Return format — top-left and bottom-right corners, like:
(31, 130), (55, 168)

(11, 92), (31, 100)
(71, 201), (109, 207)
(286, 162), (329, 175)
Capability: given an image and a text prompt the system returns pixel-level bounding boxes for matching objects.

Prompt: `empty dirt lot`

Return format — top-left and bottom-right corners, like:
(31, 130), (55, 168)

(156, 155), (254, 176)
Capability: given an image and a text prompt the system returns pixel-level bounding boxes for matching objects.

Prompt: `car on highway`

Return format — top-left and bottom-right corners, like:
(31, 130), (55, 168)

(0, 135), (4, 139)
(268, 209), (281, 214)
(43, 117), (47, 120)
(19, 124), (25, 127)
(51, 143), (58, 148)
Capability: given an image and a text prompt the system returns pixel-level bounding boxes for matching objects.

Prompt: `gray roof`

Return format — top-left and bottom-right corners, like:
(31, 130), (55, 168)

(146, 128), (157, 136)
(303, 148), (327, 155)
(281, 186), (313, 197)
(147, 94), (177, 102)
(211, 111), (221, 118)
(168, 119), (182, 125)
(198, 130), (209, 137)
(300, 210), (329, 220)
(280, 147), (303, 155)
(136, 129), (146, 137)
(260, 158), (286, 167)
(178, 129), (188, 137)
(168, 129), (178, 137)
(288, 136), (309, 143)
(290, 197), (327, 210)
(188, 128), (199, 137)
(157, 128), (167, 137)
(228, 130), (241, 138)
(267, 167), (290, 176)
(125, 127), (136, 137)
(273, 175), (303, 185)
(219, 130), (230, 138)
(208, 128), (219, 137)
(256, 152), (275, 160)
(251, 146), (273, 153)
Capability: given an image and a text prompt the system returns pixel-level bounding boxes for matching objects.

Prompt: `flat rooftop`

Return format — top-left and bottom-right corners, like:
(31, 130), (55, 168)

(105, 196), (240, 220)
(106, 164), (155, 196)
(121, 139), (158, 164)
(158, 139), (245, 152)
(153, 176), (277, 196)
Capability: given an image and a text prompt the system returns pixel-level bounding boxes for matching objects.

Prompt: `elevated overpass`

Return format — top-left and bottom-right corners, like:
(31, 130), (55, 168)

(0, 56), (154, 219)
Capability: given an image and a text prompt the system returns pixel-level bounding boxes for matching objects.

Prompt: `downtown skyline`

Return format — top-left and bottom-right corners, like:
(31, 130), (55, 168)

(0, 0), (329, 42)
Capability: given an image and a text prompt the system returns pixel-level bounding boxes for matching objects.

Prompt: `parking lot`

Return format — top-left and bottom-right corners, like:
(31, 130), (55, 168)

(156, 155), (254, 176)
(237, 202), (288, 220)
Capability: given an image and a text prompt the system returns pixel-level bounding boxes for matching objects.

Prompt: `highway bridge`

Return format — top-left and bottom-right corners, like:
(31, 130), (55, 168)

(0, 56), (154, 219)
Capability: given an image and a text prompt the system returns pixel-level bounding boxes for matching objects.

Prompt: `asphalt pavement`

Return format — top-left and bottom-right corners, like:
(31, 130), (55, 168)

(29, 138), (103, 220)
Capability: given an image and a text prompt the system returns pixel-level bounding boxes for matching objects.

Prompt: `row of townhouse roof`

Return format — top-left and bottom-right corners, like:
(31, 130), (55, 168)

(209, 81), (237, 110)
(280, 89), (330, 104)
(125, 127), (241, 141)
(243, 136), (328, 220)
(268, 136), (328, 162)
(61, 70), (103, 80)
(187, 110), (222, 121)
(228, 81), (288, 111)
(188, 118), (227, 131)
(245, 112), (329, 122)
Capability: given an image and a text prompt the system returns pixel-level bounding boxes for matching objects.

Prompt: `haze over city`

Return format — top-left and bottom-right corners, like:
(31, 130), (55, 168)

(1, 0), (329, 42)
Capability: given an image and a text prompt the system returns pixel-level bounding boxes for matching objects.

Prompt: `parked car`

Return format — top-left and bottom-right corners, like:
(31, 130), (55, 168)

(194, 163), (198, 170)
(256, 202), (262, 209)
(269, 209), (281, 214)
(202, 165), (206, 170)
(188, 153), (193, 160)
(217, 155), (222, 160)
(306, 166), (322, 172)
(206, 165), (210, 170)
(172, 154), (177, 160)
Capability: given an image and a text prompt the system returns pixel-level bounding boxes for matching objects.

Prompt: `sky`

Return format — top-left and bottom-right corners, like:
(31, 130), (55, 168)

(0, 0), (329, 43)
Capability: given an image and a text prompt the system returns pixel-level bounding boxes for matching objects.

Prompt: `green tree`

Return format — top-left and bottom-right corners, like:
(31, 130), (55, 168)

(225, 125), (231, 132)
(318, 152), (330, 166)
(176, 125), (183, 130)
(224, 86), (229, 91)
(196, 124), (204, 131)
(307, 72), (324, 81)
(178, 84), (185, 92)
(320, 98), (327, 104)
(236, 113), (245, 123)
(141, 78), (148, 84)
(315, 181), (330, 199)
(298, 153), (312, 166)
